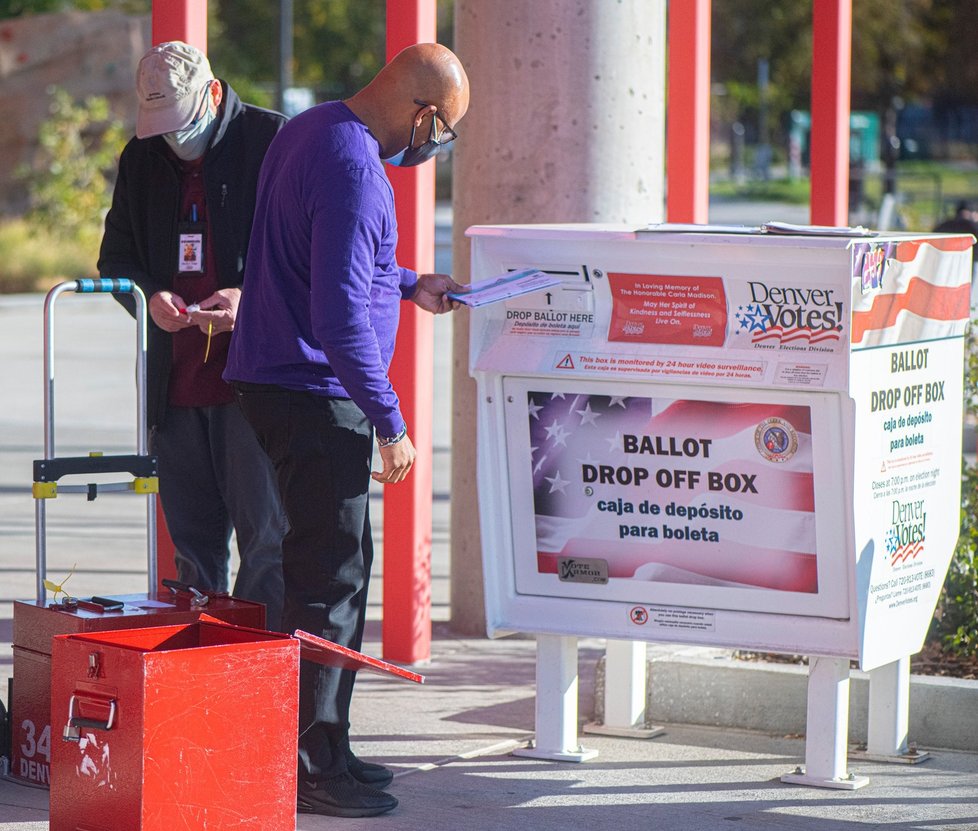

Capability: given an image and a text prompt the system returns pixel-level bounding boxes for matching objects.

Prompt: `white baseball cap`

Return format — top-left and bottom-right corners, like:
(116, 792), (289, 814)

(136, 41), (214, 139)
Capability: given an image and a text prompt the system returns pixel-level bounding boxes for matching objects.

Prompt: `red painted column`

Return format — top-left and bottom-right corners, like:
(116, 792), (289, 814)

(383, 0), (437, 663)
(810, 0), (852, 226)
(666, 0), (711, 223)
(151, 1), (208, 590)
(152, 0), (207, 50)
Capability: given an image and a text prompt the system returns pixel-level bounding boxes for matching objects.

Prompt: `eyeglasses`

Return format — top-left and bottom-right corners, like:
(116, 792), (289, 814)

(412, 99), (458, 147)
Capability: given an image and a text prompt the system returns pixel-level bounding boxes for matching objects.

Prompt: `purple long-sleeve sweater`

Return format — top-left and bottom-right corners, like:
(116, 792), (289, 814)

(224, 101), (417, 437)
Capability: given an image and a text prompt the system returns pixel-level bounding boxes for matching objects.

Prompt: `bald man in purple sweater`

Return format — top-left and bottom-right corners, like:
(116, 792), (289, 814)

(225, 43), (469, 818)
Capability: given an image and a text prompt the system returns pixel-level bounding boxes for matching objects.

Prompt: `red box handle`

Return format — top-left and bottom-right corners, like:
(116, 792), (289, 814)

(63, 693), (116, 742)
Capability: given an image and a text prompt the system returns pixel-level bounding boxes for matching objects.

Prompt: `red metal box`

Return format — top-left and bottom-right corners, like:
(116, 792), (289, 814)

(48, 618), (422, 830)
(10, 592), (264, 787)
(49, 619), (297, 831)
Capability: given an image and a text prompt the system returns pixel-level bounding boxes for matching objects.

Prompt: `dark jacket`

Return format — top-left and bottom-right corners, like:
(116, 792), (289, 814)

(99, 81), (286, 430)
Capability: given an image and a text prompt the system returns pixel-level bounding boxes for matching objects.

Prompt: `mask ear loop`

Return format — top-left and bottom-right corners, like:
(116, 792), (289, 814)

(410, 102), (440, 147)
(407, 106), (425, 149)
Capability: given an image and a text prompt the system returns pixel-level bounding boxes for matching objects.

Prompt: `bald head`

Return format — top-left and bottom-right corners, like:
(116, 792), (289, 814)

(347, 43), (470, 161)
(382, 43), (469, 118)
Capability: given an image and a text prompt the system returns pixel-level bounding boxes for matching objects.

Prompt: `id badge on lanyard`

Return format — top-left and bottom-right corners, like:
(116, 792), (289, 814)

(177, 203), (205, 274)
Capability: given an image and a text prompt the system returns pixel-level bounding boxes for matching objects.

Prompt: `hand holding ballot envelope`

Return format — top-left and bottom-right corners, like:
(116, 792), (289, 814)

(411, 273), (465, 314)
(448, 267), (561, 307)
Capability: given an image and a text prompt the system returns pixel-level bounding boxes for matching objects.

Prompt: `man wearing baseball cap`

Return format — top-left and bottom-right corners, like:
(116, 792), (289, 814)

(99, 41), (289, 630)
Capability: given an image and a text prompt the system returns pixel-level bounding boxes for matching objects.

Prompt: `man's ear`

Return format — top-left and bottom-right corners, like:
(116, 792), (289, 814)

(211, 79), (223, 108)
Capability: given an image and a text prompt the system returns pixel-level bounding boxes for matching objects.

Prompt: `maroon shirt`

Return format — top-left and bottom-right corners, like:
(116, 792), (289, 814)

(168, 156), (234, 407)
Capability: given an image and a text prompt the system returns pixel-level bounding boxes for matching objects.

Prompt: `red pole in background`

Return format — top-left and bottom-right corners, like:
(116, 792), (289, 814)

(151, 0), (208, 590)
(666, 0), (712, 223)
(152, 0), (207, 51)
(810, 0), (852, 226)
(383, 0), (437, 663)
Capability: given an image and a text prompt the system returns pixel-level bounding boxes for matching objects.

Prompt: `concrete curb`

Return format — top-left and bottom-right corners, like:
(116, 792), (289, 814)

(593, 654), (978, 753)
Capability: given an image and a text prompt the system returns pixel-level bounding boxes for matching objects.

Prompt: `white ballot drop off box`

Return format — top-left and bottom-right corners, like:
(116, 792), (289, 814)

(467, 223), (973, 787)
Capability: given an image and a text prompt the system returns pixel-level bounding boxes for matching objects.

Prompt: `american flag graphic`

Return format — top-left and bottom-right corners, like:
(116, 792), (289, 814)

(851, 236), (972, 347)
(886, 531), (924, 566)
(528, 391), (819, 593)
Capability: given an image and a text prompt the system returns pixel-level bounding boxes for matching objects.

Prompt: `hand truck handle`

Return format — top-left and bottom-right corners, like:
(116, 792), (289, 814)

(37, 279), (156, 605)
(73, 277), (137, 294)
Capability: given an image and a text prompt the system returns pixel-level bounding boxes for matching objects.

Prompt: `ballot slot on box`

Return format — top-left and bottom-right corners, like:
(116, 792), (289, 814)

(467, 223), (972, 784)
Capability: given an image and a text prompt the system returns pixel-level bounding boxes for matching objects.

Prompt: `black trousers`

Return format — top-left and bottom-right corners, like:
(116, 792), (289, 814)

(233, 382), (373, 780)
(152, 403), (286, 630)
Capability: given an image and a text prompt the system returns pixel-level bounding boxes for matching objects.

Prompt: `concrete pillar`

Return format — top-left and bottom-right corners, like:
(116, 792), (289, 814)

(450, 0), (667, 633)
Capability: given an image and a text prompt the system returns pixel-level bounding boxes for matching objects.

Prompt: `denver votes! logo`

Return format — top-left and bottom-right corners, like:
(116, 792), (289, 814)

(886, 497), (926, 567)
(736, 280), (844, 349)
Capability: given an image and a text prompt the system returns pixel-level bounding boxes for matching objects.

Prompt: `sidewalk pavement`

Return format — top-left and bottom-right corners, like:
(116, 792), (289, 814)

(3, 214), (978, 830)
(3, 623), (978, 830)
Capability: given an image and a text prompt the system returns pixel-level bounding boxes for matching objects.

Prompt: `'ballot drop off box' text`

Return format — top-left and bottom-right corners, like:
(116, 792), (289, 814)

(468, 223), (972, 787)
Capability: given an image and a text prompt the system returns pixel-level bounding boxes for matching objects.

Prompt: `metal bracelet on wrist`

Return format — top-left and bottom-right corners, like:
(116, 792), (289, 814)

(377, 425), (407, 448)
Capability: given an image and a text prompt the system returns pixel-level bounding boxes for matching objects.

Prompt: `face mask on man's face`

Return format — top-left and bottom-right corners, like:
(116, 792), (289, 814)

(163, 95), (217, 161)
(383, 140), (442, 168)
(382, 146), (408, 167)
(383, 100), (457, 167)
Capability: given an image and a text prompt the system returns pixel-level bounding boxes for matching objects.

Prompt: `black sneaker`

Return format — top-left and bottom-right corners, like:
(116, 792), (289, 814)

(296, 773), (398, 817)
(346, 749), (394, 788)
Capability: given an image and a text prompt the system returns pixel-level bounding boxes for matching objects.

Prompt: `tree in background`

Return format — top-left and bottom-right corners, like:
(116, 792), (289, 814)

(18, 87), (125, 242)
(2, 1), (970, 131)
(711, 0), (977, 165)
(0, 0), (147, 15)
(0, 85), (127, 292)
(0, 1), (388, 105)
(209, 0), (454, 107)
(710, 0), (812, 154)
(209, 0), (385, 105)
(930, 321), (978, 657)
(851, 1), (935, 192)
(925, 0), (978, 156)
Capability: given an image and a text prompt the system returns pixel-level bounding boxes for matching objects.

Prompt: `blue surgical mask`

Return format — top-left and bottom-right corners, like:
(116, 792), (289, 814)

(163, 104), (217, 161)
(382, 140), (444, 168)
(382, 146), (408, 167)
(382, 101), (456, 167)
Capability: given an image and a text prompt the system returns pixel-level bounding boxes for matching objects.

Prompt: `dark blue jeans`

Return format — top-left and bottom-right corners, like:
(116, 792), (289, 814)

(232, 382), (374, 780)
(152, 402), (286, 629)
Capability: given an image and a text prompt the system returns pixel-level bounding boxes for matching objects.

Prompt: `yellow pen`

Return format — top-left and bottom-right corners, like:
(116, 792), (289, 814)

(204, 320), (213, 363)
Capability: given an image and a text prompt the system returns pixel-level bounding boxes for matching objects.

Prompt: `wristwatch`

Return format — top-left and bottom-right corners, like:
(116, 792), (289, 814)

(377, 425), (407, 448)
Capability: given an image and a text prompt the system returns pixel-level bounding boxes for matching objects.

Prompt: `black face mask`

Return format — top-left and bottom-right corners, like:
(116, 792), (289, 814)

(383, 100), (457, 168)
(383, 138), (442, 168)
